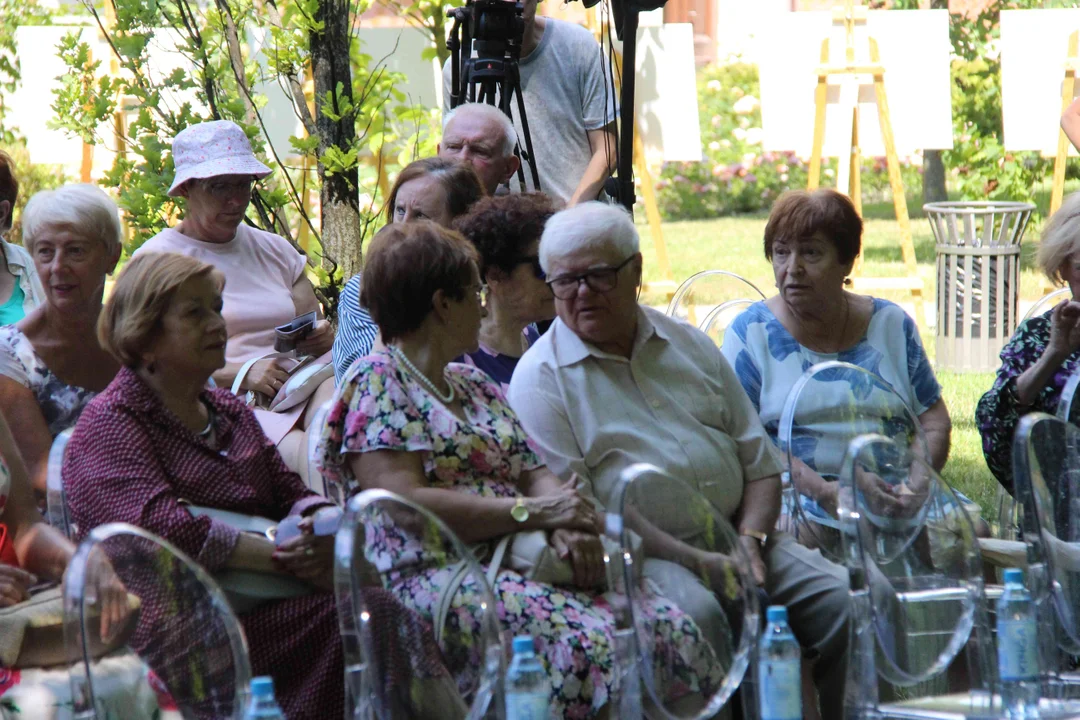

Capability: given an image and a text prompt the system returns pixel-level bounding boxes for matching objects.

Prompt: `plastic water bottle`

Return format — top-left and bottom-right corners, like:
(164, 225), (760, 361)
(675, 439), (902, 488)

(758, 605), (802, 720)
(505, 635), (550, 720)
(244, 676), (286, 719)
(997, 568), (1040, 719)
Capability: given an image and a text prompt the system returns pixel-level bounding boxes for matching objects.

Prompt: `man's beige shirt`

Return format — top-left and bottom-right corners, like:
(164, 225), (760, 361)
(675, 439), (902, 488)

(508, 305), (783, 519)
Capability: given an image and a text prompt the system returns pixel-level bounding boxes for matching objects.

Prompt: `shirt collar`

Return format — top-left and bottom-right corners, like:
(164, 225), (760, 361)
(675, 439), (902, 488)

(552, 305), (668, 367)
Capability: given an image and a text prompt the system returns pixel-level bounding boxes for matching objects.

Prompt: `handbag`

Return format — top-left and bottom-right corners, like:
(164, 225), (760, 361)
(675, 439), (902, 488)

(231, 351), (333, 413)
(431, 528), (643, 646)
(181, 503), (314, 614)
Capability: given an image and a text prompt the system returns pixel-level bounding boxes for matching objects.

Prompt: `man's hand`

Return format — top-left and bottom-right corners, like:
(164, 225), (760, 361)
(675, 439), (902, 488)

(737, 536), (767, 587)
(550, 529), (606, 589)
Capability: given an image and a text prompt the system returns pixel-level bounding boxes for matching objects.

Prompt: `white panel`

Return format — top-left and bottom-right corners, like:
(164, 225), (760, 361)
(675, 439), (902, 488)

(635, 24), (702, 164)
(1000, 9), (1080, 155)
(758, 10), (953, 157)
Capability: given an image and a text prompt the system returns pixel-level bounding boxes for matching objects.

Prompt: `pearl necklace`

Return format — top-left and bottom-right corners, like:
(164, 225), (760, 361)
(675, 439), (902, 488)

(390, 345), (455, 404)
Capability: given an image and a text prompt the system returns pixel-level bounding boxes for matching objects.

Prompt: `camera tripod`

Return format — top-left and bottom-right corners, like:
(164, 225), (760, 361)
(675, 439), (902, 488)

(447, 0), (542, 193)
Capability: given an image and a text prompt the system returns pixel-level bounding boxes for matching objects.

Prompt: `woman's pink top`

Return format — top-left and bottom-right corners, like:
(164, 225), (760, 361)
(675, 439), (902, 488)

(136, 224), (306, 364)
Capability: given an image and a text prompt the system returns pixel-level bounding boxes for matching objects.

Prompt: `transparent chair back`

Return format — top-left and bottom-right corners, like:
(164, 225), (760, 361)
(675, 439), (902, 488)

(1059, 369), (1080, 430)
(839, 435), (993, 716)
(778, 360), (929, 565)
(1012, 413), (1080, 692)
(306, 401), (343, 504)
(606, 463), (761, 720)
(335, 489), (504, 720)
(1023, 287), (1071, 323)
(700, 299), (759, 347)
(666, 270), (766, 329)
(47, 428), (74, 537)
(63, 522), (252, 719)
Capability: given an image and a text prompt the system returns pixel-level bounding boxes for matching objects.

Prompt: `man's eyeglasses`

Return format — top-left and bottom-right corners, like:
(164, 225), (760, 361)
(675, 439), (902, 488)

(518, 255), (546, 281)
(201, 177), (256, 198)
(546, 255), (636, 300)
(466, 283), (490, 308)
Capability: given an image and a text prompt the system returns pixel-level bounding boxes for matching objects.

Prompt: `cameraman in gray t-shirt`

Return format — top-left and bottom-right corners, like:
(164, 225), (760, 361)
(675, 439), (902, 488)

(442, 0), (618, 206)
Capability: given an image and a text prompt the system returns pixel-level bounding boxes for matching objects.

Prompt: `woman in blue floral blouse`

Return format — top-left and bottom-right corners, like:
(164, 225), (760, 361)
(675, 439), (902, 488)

(977, 193), (1080, 495)
(721, 189), (954, 547)
(319, 220), (724, 719)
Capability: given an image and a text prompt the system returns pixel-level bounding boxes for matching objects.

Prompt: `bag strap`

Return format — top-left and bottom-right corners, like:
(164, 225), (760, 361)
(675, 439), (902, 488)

(431, 535), (511, 647)
(231, 351), (280, 396)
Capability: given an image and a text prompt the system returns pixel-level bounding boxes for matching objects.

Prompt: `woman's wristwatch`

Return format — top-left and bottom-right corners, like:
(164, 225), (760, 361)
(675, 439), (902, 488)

(739, 528), (768, 549)
(511, 497), (530, 523)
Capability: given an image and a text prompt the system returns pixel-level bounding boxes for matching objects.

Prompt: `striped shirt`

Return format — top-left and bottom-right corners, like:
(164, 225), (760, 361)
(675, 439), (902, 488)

(332, 274), (378, 383)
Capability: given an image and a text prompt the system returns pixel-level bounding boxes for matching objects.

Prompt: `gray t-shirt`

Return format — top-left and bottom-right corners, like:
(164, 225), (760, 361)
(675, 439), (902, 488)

(443, 18), (616, 204)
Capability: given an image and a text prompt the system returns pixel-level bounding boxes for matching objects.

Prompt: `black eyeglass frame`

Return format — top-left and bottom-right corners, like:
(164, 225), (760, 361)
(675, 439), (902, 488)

(545, 254), (638, 300)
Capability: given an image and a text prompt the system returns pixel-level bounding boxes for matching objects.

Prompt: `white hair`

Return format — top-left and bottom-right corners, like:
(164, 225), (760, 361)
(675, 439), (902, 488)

(539, 201), (639, 272)
(442, 103), (517, 157)
(22, 184), (123, 256)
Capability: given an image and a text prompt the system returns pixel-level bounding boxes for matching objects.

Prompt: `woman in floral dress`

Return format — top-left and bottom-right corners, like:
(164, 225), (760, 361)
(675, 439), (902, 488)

(977, 193), (1080, 495)
(319, 221), (723, 719)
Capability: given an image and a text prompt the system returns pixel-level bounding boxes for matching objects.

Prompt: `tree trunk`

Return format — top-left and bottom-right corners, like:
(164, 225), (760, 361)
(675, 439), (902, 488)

(923, 150), (947, 204)
(311, 0), (362, 280)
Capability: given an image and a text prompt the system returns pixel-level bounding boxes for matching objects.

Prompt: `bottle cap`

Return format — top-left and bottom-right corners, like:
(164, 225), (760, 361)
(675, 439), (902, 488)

(251, 676), (275, 697)
(766, 605), (788, 623)
(1004, 568), (1024, 585)
(512, 635), (535, 654)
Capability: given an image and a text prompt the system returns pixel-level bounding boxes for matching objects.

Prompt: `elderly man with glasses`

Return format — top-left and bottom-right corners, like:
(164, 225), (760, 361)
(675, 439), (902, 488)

(508, 201), (850, 720)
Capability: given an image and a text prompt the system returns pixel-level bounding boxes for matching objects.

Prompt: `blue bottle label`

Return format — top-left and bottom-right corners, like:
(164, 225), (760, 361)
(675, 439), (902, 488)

(506, 691), (549, 720)
(997, 618), (1038, 681)
(759, 658), (802, 720)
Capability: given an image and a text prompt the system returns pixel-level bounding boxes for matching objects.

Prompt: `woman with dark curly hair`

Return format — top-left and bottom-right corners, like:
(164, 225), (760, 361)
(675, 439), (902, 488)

(452, 192), (557, 388)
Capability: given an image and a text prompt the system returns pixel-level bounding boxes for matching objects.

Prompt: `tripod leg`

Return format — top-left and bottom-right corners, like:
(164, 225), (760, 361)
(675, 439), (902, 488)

(510, 63), (541, 193)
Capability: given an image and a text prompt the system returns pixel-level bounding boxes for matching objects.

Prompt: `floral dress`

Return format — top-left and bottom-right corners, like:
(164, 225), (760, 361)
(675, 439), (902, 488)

(975, 311), (1080, 496)
(0, 326), (96, 437)
(319, 350), (723, 719)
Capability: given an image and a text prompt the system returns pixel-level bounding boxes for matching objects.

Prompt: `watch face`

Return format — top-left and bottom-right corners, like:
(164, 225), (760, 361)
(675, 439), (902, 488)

(511, 502), (529, 523)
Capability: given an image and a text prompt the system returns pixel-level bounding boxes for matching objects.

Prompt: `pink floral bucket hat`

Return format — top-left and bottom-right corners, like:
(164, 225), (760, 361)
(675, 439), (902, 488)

(167, 120), (272, 197)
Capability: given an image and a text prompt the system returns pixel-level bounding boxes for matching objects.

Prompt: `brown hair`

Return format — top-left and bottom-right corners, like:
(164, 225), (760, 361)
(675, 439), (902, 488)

(360, 220), (479, 343)
(99, 252), (224, 367)
(453, 192), (557, 279)
(0, 150), (17, 233)
(384, 157), (486, 225)
(763, 188), (862, 265)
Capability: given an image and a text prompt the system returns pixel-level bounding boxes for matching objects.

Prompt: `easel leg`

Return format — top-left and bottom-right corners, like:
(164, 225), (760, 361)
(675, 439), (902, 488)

(1051, 30), (1078, 218)
(871, 38), (925, 328)
(849, 104), (864, 275)
(633, 130), (675, 290)
(808, 39), (830, 190)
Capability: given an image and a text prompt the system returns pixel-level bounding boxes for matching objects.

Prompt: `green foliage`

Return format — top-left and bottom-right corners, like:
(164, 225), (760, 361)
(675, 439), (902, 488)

(3, 141), (69, 244)
(656, 63), (920, 221)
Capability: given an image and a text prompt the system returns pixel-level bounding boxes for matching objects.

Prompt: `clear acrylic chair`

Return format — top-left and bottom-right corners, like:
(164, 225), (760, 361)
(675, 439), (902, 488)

(1023, 287), (1071, 323)
(777, 360), (930, 566)
(335, 489), (504, 720)
(46, 428), (74, 537)
(306, 401), (343, 504)
(699, 298), (760, 347)
(1013, 413), (1080, 699)
(605, 463), (761, 720)
(666, 270), (766, 329)
(839, 434), (1000, 718)
(63, 522), (252, 719)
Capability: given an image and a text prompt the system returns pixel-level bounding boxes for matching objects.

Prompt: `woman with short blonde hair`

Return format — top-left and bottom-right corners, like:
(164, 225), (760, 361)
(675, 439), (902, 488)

(978, 191), (1080, 492)
(0, 183), (122, 495)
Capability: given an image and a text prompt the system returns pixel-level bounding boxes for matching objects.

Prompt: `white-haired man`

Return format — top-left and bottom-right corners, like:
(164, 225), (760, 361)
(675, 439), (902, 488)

(439, 103), (521, 195)
(442, 0), (616, 206)
(508, 202), (850, 718)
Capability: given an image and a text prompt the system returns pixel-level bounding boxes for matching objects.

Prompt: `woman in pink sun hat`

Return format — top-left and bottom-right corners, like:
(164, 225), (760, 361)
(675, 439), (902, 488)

(135, 120), (335, 491)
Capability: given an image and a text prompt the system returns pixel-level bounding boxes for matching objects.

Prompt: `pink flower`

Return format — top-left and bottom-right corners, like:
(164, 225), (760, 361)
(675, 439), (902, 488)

(0, 668), (19, 696)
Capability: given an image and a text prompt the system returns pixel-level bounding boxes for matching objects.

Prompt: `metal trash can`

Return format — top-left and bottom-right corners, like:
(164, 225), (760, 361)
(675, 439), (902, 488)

(924, 201), (1035, 372)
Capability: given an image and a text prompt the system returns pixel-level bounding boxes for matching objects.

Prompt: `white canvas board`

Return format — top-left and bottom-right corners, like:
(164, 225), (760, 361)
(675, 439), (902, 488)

(11, 26), (115, 176)
(635, 24), (702, 163)
(758, 9), (953, 157)
(1001, 9), (1080, 155)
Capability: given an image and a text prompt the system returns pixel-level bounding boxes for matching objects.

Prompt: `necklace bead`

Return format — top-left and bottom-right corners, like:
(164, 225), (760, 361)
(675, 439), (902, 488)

(391, 345), (455, 404)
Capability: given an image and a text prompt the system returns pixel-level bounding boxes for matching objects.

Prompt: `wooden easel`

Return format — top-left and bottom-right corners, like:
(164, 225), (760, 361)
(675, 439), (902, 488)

(807, 0), (925, 327)
(1050, 29), (1078, 218)
(586, 11), (677, 298)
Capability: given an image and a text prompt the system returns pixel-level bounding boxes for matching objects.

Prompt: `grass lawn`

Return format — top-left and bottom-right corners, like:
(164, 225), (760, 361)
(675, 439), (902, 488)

(635, 199), (1053, 519)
